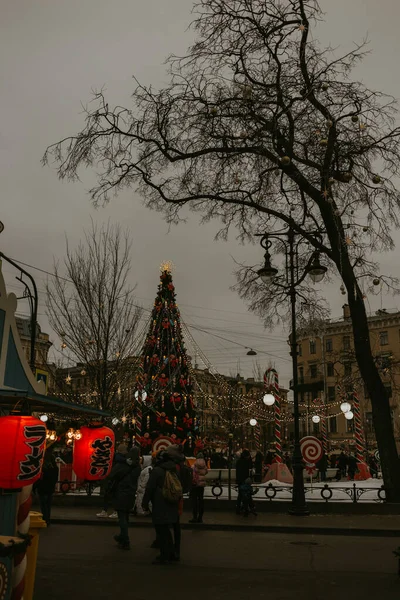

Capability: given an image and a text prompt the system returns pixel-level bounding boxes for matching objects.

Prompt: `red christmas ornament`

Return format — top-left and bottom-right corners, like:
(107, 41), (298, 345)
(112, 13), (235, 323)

(0, 416), (47, 489)
(183, 413), (193, 428)
(162, 318), (170, 329)
(169, 355), (178, 368)
(170, 392), (182, 404)
(151, 354), (159, 366)
(159, 374), (168, 387)
(168, 283), (174, 291)
(73, 425), (115, 481)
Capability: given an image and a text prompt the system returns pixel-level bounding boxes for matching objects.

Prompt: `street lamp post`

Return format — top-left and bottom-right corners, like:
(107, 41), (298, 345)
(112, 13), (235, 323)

(256, 226), (327, 516)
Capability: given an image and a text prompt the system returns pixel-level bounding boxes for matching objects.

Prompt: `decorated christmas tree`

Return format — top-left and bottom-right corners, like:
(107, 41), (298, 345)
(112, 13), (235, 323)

(134, 263), (199, 454)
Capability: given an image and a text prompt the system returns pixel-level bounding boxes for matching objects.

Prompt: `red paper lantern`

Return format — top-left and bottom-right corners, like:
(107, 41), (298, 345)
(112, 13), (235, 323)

(73, 425), (115, 481)
(0, 416), (47, 489)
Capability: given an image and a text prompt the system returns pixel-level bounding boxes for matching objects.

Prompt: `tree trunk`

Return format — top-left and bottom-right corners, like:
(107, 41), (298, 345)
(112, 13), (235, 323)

(346, 279), (400, 502)
(319, 203), (400, 502)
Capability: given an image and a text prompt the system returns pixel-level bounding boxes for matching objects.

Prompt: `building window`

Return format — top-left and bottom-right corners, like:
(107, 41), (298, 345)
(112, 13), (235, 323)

(344, 362), (352, 377)
(379, 331), (389, 346)
(343, 336), (351, 350)
(309, 340), (316, 354)
(310, 364), (318, 379)
(329, 416), (337, 433)
(298, 366), (304, 382)
(325, 338), (333, 352)
(327, 386), (335, 401)
(298, 344), (302, 357)
(327, 362), (334, 377)
(313, 422), (320, 434)
(346, 418), (355, 433)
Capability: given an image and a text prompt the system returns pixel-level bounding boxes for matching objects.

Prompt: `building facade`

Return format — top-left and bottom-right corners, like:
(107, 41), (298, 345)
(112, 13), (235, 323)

(192, 368), (290, 452)
(296, 305), (400, 452)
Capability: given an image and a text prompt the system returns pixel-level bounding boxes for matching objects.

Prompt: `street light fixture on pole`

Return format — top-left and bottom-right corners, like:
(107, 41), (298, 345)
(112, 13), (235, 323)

(256, 226), (327, 516)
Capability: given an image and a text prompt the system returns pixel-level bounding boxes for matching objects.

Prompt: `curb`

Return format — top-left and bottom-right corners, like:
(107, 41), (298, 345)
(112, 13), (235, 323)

(51, 518), (400, 537)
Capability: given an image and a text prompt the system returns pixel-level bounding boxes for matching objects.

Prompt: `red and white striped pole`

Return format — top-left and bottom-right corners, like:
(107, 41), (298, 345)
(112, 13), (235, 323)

(264, 368), (282, 463)
(254, 423), (261, 451)
(321, 414), (328, 454)
(135, 390), (142, 444)
(353, 390), (366, 463)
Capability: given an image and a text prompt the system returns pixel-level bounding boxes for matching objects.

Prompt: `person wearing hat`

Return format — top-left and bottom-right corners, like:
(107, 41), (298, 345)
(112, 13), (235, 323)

(189, 451), (208, 524)
(107, 446), (141, 550)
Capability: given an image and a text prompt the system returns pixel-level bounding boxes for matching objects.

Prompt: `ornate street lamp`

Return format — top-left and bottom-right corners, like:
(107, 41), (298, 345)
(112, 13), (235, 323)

(256, 227), (327, 516)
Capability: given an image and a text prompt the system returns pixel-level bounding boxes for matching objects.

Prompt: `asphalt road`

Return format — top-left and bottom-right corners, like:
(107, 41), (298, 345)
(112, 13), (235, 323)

(34, 525), (400, 600)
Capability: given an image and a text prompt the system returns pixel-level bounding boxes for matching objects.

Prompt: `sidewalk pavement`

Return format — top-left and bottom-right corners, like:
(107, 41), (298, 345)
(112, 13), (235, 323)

(49, 505), (400, 536)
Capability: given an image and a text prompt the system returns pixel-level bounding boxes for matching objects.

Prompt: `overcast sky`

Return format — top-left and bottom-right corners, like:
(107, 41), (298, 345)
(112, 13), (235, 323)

(1, 0), (400, 389)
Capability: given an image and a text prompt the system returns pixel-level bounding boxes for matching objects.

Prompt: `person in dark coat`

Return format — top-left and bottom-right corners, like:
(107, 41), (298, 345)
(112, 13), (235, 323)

(316, 454), (328, 482)
(165, 445), (186, 561)
(142, 451), (181, 565)
(347, 454), (358, 481)
(337, 451), (348, 479)
(108, 446), (141, 550)
(368, 455), (378, 478)
(35, 449), (59, 525)
(254, 452), (264, 483)
(235, 450), (252, 514)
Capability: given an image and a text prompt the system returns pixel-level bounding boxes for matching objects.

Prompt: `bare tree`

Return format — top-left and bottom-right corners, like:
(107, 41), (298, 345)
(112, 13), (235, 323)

(44, 1), (400, 499)
(46, 222), (143, 413)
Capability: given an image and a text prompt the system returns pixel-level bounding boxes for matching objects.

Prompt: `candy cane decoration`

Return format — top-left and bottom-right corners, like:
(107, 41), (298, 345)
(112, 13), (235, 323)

(264, 368), (282, 463)
(321, 414), (328, 454)
(12, 485), (32, 600)
(353, 390), (366, 463)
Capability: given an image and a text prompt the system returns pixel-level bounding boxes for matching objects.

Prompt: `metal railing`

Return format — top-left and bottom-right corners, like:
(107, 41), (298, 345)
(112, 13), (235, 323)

(209, 481), (386, 503)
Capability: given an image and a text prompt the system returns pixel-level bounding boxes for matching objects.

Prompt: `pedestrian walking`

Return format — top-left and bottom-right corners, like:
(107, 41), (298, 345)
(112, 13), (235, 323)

(316, 454), (328, 482)
(239, 477), (257, 516)
(235, 449), (252, 514)
(368, 455), (378, 478)
(337, 451), (348, 480)
(108, 446), (141, 550)
(34, 448), (59, 526)
(135, 454), (154, 516)
(97, 443), (129, 519)
(165, 444), (192, 560)
(347, 453), (358, 481)
(142, 451), (182, 565)
(189, 452), (208, 523)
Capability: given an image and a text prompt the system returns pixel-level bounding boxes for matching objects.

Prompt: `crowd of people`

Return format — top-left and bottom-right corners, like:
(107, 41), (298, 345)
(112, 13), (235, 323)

(36, 442), (381, 563)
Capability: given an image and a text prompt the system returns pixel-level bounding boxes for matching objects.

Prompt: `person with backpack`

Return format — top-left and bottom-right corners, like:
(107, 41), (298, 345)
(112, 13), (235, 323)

(189, 452), (208, 524)
(142, 450), (182, 565)
(108, 446), (141, 550)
